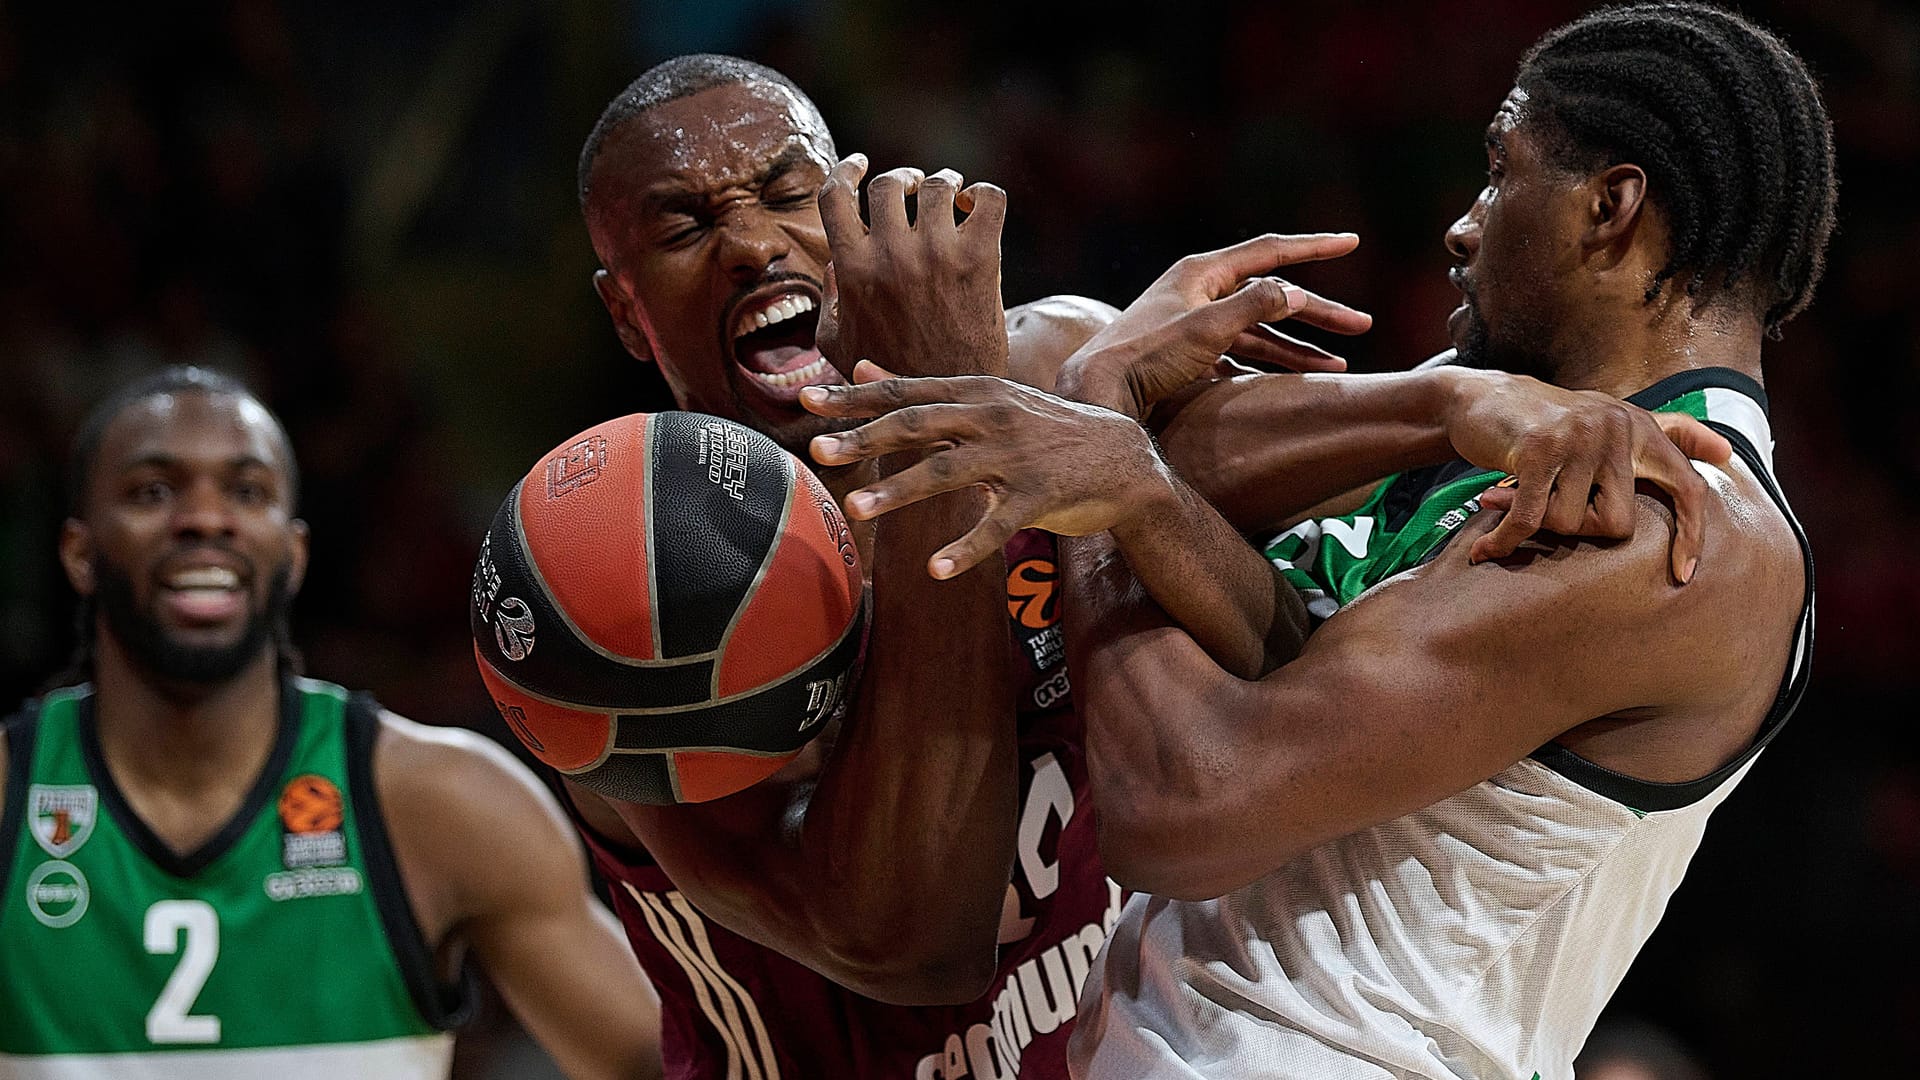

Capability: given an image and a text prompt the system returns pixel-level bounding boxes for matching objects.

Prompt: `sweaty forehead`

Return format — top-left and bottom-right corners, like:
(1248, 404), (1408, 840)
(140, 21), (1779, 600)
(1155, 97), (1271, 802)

(593, 81), (832, 201)
(98, 391), (291, 479)
(1489, 86), (1533, 144)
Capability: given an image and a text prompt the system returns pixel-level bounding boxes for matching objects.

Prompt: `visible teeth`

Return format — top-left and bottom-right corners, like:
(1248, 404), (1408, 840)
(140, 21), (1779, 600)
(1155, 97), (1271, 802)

(169, 567), (239, 590)
(750, 355), (831, 388)
(734, 293), (818, 339)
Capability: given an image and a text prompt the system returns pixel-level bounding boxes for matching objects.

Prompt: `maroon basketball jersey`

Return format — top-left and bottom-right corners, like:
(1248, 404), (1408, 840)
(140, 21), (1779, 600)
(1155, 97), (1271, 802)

(568, 529), (1116, 1079)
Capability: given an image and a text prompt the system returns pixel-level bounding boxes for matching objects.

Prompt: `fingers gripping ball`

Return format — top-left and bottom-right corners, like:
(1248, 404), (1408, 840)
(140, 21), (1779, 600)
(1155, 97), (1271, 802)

(471, 412), (866, 804)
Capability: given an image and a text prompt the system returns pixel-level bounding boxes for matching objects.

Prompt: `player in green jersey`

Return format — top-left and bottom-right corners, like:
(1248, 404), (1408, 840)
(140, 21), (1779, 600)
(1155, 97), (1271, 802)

(793, 5), (1827, 1075)
(0, 367), (662, 1078)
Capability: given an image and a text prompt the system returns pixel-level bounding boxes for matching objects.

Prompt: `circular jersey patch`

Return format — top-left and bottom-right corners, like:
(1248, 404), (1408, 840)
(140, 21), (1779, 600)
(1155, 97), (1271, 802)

(25, 860), (89, 929)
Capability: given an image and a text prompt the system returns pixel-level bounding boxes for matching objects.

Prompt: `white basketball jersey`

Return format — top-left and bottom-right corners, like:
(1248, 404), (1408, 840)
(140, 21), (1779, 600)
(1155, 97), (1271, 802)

(1071, 370), (1811, 1080)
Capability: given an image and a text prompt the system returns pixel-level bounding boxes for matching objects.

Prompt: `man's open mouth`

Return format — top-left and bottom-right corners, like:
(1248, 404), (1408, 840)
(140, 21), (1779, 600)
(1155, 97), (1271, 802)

(730, 287), (829, 393)
(729, 288), (821, 384)
(155, 559), (251, 625)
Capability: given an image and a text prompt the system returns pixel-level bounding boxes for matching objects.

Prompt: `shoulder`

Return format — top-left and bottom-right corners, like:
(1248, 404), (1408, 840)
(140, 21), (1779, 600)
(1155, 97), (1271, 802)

(372, 710), (571, 839)
(371, 710), (585, 919)
(1006, 294), (1120, 392)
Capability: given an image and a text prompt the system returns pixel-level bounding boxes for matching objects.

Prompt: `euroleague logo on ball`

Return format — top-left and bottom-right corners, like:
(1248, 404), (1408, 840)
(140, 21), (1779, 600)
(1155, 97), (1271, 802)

(473, 533), (536, 662)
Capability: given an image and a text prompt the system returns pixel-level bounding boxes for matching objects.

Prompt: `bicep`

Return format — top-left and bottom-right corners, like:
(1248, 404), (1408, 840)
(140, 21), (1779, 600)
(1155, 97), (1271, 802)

(451, 758), (662, 1078)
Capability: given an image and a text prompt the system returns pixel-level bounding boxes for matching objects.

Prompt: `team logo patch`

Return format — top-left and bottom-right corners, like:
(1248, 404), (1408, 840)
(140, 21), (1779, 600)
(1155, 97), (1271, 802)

(277, 775), (347, 869)
(28, 784), (97, 859)
(25, 860), (89, 928)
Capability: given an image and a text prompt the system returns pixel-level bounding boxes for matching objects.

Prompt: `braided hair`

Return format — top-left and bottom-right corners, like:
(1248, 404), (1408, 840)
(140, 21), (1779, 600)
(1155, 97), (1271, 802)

(1515, 2), (1836, 336)
(50, 366), (304, 690)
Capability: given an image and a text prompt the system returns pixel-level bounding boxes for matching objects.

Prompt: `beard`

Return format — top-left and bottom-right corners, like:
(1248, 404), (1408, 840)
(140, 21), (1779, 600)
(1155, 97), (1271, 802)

(1453, 302), (1561, 384)
(93, 557), (294, 686)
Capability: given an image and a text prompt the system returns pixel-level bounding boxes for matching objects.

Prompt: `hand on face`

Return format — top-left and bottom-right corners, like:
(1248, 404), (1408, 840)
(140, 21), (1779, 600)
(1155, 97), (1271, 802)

(1055, 233), (1374, 420)
(801, 362), (1169, 579)
(1444, 370), (1733, 583)
(815, 155), (1010, 380)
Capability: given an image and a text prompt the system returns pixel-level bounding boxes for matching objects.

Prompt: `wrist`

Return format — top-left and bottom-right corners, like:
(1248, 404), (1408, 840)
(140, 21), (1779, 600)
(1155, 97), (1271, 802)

(1430, 366), (1490, 445)
(1056, 350), (1142, 418)
(1109, 452), (1184, 543)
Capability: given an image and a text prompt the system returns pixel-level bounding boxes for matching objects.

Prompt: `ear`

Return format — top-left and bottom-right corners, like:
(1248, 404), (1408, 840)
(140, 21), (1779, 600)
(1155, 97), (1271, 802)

(58, 519), (95, 597)
(1586, 163), (1649, 252)
(287, 518), (311, 597)
(593, 269), (659, 364)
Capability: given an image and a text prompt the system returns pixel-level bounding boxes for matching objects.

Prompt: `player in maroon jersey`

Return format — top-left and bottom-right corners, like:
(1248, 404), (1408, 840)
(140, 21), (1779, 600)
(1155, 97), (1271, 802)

(561, 54), (1125, 1078)
(555, 50), (1733, 1078)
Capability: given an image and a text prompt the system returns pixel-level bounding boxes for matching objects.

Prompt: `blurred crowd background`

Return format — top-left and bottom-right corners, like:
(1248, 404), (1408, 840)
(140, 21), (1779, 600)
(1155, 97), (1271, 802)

(1, 0), (1913, 1075)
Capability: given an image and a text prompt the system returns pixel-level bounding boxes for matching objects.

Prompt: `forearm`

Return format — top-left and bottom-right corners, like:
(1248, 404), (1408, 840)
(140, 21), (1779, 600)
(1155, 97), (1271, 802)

(1062, 531), (1279, 897)
(1154, 368), (1464, 533)
(1111, 469), (1311, 678)
(793, 475), (1016, 995)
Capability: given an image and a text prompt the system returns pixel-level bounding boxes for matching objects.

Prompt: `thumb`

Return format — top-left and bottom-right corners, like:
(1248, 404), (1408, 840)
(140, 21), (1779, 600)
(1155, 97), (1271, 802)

(1654, 413), (1733, 466)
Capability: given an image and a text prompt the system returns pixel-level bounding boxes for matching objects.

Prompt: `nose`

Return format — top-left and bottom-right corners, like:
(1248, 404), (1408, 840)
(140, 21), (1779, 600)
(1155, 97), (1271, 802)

(714, 205), (791, 286)
(171, 478), (236, 541)
(1445, 195), (1484, 261)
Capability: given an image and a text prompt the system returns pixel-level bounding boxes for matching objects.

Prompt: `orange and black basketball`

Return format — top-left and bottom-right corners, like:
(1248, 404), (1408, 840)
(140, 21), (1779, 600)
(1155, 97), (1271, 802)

(471, 412), (866, 804)
(279, 775), (345, 834)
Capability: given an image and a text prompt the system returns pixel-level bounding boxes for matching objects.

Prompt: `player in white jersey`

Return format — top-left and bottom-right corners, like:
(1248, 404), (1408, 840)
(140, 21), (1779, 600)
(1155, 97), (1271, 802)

(788, 4), (1833, 1076)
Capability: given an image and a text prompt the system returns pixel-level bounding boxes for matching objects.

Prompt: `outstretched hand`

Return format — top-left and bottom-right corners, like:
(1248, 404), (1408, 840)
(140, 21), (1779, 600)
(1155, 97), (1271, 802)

(802, 362), (1169, 579)
(1057, 232), (1374, 418)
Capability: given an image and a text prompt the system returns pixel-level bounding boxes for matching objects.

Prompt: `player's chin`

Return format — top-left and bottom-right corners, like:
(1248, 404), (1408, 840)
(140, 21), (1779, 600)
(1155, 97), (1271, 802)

(727, 382), (852, 457)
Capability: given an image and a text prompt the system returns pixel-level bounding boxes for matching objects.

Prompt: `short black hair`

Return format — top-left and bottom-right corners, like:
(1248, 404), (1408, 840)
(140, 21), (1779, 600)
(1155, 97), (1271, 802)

(1515, 2), (1837, 335)
(66, 365), (298, 518)
(577, 53), (834, 210)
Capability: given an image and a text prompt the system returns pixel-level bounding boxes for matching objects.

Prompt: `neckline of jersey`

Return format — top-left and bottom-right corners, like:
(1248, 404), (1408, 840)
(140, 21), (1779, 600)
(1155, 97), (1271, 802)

(76, 678), (302, 880)
(1622, 366), (1768, 414)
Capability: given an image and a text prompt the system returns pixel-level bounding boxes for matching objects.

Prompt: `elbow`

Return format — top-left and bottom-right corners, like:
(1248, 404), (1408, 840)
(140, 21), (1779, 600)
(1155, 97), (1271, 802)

(816, 935), (999, 1006)
(1096, 815), (1229, 902)
(1095, 796), (1305, 904)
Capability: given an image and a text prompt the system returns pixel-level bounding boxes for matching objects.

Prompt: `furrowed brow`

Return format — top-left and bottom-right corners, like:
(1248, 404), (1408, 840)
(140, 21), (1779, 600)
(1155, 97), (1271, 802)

(753, 144), (821, 188)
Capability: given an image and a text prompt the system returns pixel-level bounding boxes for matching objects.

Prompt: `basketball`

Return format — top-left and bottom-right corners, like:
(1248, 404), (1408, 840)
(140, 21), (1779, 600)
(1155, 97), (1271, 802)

(470, 412), (866, 804)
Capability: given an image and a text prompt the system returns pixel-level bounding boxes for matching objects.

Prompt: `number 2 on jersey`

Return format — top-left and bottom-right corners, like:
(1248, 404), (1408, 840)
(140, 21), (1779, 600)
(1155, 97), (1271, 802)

(144, 900), (221, 1044)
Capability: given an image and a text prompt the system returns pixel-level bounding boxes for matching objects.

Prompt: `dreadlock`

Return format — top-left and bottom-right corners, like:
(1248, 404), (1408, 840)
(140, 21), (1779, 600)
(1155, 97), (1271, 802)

(1515, 2), (1837, 336)
(50, 366), (304, 691)
(576, 53), (836, 210)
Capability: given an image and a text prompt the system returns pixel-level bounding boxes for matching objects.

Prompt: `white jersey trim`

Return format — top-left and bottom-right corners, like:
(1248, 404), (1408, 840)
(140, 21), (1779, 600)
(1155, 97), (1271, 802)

(0, 1033), (452, 1080)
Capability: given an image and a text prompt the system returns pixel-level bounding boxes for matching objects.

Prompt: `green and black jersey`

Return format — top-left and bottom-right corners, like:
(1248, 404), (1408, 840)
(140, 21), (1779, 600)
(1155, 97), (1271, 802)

(0, 677), (470, 1078)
